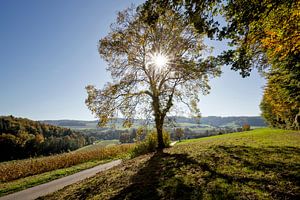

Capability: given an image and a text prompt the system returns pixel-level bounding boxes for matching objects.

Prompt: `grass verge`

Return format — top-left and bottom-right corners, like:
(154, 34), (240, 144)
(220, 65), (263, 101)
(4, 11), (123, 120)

(39, 128), (300, 200)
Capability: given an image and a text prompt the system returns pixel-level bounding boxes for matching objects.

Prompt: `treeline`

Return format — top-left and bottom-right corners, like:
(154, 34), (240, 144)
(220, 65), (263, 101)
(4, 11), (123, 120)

(0, 116), (92, 161)
(79, 129), (125, 141)
(174, 116), (266, 127)
(42, 120), (88, 127)
(80, 126), (248, 144)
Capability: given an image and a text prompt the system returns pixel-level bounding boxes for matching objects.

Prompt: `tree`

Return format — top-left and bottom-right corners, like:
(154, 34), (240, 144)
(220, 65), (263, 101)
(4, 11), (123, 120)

(140, 0), (300, 130)
(260, 66), (300, 129)
(119, 132), (132, 144)
(220, 0), (299, 129)
(136, 126), (147, 142)
(86, 8), (220, 149)
(174, 128), (184, 141)
(141, 0), (299, 76)
(242, 124), (250, 131)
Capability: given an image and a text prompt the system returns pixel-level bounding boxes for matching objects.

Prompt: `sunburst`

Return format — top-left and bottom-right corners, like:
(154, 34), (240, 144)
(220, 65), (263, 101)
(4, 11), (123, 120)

(147, 52), (170, 70)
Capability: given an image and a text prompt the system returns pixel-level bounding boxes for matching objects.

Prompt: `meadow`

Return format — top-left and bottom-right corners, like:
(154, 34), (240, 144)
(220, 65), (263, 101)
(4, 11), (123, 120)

(39, 128), (300, 200)
(75, 139), (120, 151)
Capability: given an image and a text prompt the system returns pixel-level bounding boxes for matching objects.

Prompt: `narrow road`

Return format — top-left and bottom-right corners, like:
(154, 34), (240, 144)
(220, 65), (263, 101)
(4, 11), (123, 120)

(170, 141), (178, 146)
(0, 159), (122, 200)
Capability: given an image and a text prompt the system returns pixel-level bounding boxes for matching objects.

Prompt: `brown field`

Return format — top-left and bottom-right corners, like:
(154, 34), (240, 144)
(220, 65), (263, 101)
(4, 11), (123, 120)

(0, 144), (134, 182)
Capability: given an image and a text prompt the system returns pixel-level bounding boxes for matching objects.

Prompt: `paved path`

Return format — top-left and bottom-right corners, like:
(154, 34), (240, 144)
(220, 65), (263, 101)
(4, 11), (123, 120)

(0, 159), (122, 200)
(170, 141), (178, 146)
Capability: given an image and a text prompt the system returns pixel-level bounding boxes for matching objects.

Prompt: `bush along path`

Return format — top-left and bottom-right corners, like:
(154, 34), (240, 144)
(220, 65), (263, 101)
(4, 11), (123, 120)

(0, 160), (122, 200)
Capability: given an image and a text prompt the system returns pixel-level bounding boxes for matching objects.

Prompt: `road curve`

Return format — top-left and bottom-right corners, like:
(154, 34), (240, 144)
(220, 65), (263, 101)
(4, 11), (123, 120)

(0, 159), (122, 200)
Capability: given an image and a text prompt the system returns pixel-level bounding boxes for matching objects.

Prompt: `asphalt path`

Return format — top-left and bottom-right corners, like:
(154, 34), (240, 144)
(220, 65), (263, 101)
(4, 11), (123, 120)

(0, 159), (122, 200)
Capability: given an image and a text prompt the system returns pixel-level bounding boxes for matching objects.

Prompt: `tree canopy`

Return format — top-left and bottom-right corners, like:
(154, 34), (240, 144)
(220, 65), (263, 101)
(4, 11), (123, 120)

(141, 0), (299, 74)
(86, 7), (220, 148)
(140, 0), (300, 130)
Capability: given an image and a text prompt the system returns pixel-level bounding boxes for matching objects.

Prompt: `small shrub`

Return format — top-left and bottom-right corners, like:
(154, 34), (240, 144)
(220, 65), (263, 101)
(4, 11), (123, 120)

(237, 128), (243, 132)
(175, 128), (184, 141)
(131, 129), (171, 157)
(242, 124), (251, 131)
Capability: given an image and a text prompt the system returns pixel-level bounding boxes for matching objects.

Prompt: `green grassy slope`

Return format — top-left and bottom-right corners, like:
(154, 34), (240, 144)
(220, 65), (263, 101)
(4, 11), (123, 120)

(75, 140), (120, 152)
(40, 128), (300, 200)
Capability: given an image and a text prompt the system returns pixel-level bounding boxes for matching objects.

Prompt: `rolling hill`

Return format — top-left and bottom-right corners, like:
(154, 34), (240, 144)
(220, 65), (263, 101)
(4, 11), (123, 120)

(42, 116), (266, 129)
(40, 128), (300, 200)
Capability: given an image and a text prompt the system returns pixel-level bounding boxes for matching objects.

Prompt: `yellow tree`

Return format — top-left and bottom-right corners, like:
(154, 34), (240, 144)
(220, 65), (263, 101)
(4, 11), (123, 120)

(86, 8), (220, 149)
(140, 0), (300, 129)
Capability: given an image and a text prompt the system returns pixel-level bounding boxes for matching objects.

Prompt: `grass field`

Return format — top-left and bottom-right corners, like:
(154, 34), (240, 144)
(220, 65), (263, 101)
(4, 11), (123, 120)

(76, 140), (120, 152)
(40, 128), (300, 200)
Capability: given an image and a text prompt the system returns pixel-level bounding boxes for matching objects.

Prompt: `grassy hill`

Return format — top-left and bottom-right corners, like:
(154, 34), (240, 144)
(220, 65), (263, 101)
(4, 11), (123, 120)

(40, 128), (300, 200)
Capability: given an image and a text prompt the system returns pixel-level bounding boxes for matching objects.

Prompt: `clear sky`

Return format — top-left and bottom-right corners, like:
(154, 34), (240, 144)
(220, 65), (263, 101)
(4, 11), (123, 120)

(0, 0), (266, 120)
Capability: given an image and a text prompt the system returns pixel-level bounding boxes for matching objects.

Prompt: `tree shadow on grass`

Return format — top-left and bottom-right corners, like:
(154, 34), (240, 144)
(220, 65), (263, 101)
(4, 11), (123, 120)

(110, 151), (201, 200)
(110, 146), (300, 200)
(213, 145), (300, 199)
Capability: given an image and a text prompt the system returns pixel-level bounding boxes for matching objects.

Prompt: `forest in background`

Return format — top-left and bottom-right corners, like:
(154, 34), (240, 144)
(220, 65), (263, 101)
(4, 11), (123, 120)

(0, 116), (92, 161)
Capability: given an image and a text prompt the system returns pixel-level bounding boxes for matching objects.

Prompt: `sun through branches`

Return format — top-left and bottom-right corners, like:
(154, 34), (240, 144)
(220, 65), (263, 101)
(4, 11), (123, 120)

(147, 52), (170, 71)
(86, 7), (220, 148)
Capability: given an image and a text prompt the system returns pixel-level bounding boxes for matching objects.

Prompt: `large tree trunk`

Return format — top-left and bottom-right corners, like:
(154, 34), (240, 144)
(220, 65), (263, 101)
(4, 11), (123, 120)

(152, 95), (165, 150)
(155, 116), (165, 149)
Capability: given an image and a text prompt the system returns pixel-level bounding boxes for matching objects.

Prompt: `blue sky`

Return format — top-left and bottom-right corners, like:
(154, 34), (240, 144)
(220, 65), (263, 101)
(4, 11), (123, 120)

(0, 0), (265, 120)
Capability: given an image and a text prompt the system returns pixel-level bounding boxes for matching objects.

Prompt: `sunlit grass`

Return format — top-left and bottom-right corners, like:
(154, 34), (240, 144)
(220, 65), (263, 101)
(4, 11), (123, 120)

(75, 140), (119, 152)
(40, 128), (300, 200)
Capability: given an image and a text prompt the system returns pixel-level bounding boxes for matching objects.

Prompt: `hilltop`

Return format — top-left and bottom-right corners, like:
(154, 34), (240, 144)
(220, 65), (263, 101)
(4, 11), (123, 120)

(40, 128), (300, 200)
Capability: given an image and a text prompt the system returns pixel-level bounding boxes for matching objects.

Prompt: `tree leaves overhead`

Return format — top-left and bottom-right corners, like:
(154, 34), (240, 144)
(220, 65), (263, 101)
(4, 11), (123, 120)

(141, 0), (300, 130)
(141, 0), (299, 76)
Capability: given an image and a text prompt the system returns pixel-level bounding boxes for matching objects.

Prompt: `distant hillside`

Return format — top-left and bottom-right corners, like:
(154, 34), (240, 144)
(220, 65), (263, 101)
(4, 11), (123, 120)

(0, 116), (91, 161)
(201, 116), (266, 127)
(42, 116), (266, 129)
(40, 116), (266, 142)
(42, 120), (90, 127)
